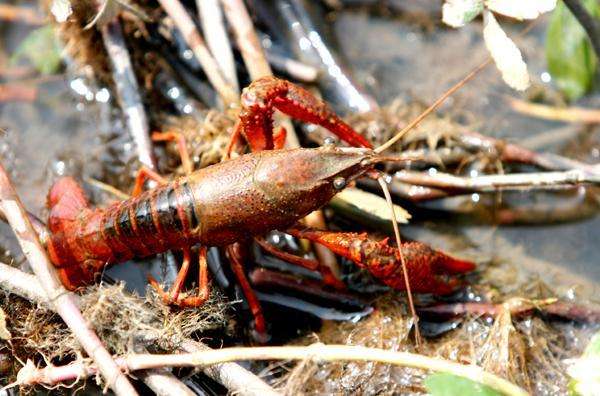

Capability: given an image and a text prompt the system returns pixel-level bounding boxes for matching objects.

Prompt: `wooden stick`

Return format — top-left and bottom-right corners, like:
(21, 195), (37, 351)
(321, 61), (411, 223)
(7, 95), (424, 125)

(394, 169), (600, 192)
(0, 4), (44, 25)
(158, 0), (238, 104)
(101, 19), (156, 170)
(21, 344), (528, 396)
(197, 0), (239, 93)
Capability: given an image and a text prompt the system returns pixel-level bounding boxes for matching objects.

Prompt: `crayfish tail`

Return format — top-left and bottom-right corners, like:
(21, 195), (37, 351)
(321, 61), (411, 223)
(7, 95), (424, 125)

(47, 177), (90, 232)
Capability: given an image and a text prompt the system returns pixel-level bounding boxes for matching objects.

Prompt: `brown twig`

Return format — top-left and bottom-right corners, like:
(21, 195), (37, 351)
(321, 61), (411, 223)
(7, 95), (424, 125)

(100, 19), (156, 170)
(0, 262), (280, 396)
(394, 169), (600, 193)
(458, 131), (600, 176)
(139, 359), (195, 396)
(0, 164), (137, 395)
(507, 97), (600, 123)
(417, 299), (600, 323)
(264, 52), (319, 83)
(0, 83), (37, 102)
(220, 0), (272, 79)
(19, 344), (528, 396)
(0, 4), (44, 25)
(157, 0), (238, 105)
(0, 65), (36, 80)
(197, 0), (239, 93)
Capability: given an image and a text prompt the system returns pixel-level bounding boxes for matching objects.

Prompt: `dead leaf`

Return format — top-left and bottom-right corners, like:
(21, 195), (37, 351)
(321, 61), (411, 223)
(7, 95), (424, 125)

(442, 0), (484, 27)
(486, 0), (556, 20)
(50, 0), (72, 23)
(483, 9), (530, 90)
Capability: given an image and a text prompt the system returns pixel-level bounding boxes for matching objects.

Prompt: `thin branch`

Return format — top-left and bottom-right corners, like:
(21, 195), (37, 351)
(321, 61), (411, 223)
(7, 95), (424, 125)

(0, 262), (48, 305)
(179, 341), (281, 396)
(0, 82), (37, 102)
(21, 344), (528, 396)
(563, 0), (600, 61)
(507, 96), (600, 123)
(0, 4), (44, 25)
(417, 299), (600, 323)
(0, 164), (137, 396)
(197, 0), (239, 93)
(458, 131), (600, 176)
(101, 19), (156, 170)
(220, 0), (272, 79)
(264, 52), (319, 83)
(394, 169), (600, 193)
(157, 0), (238, 104)
(138, 358), (195, 396)
(0, 262), (280, 396)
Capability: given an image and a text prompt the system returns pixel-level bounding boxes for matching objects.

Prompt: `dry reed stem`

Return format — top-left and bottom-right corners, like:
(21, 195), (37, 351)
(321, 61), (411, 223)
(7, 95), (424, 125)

(394, 169), (600, 192)
(0, 164), (137, 396)
(508, 97), (600, 124)
(0, 4), (44, 25)
(157, 0), (238, 105)
(101, 18), (156, 170)
(220, 0), (272, 79)
(197, 0), (239, 93)
(22, 344), (529, 396)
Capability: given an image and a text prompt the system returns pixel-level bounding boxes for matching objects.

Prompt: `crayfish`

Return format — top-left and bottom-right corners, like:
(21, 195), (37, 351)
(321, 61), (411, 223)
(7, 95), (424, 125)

(46, 77), (475, 337)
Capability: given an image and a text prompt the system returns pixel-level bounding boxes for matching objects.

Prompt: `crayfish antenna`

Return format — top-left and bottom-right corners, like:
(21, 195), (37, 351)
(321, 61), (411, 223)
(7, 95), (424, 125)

(373, 59), (490, 155)
(377, 176), (422, 347)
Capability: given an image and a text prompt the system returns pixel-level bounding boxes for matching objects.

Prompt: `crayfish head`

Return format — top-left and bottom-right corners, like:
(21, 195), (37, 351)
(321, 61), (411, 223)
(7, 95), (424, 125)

(255, 146), (374, 193)
(253, 146), (377, 218)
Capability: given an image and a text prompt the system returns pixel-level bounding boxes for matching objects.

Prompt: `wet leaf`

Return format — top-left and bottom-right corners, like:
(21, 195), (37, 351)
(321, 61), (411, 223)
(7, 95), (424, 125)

(0, 308), (11, 340)
(546, 0), (600, 101)
(50, 0), (72, 23)
(424, 373), (502, 396)
(483, 10), (530, 90)
(568, 330), (600, 396)
(442, 0), (484, 27)
(10, 25), (62, 75)
(486, 0), (556, 20)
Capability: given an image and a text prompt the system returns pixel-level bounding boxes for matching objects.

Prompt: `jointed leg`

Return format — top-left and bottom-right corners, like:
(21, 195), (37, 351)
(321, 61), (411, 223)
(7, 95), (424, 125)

(255, 237), (345, 290)
(148, 247), (210, 308)
(131, 166), (167, 197)
(227, 243), (267, 341)
(152, 131), (193, 175)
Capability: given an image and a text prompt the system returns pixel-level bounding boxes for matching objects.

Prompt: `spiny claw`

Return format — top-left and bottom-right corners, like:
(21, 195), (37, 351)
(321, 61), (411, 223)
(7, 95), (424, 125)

(287, 227), (475, 295)
(238, 76), (372, 151)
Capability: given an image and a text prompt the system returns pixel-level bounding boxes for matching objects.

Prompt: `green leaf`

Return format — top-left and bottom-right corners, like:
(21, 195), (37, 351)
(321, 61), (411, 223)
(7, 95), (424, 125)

(546, 0), (600, 101)
(424, 373), (502, 396)
(10, 25), (62, 75)
(567, 330), (600, 396)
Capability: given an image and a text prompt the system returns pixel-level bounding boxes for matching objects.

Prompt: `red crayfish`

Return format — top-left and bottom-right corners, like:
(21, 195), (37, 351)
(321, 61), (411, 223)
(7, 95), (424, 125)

(46, 77), (475, 337)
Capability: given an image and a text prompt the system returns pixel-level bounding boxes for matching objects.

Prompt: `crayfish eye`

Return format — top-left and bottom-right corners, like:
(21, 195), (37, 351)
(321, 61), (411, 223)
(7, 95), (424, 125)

(333, 177), (346, 190)
(323, 137), (337, 148)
